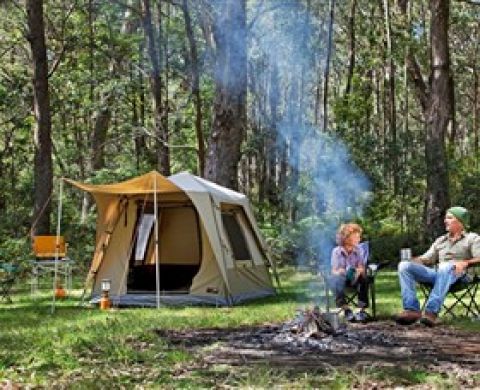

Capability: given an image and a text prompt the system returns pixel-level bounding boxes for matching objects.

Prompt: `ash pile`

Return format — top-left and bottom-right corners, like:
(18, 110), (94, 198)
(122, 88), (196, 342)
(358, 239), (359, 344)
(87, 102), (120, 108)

(268, 306), (399, 354)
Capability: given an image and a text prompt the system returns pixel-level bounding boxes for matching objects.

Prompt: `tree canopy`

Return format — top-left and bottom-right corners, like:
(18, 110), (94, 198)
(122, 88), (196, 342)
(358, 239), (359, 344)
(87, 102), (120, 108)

(0, 0), (479, 264)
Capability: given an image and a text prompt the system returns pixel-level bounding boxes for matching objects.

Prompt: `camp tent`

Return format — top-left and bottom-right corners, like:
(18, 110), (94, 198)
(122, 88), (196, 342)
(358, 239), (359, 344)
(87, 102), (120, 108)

(65, 171), (277, 306)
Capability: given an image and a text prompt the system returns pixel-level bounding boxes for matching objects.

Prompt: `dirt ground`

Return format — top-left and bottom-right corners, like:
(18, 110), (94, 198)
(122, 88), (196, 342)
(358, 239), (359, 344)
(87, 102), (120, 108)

(156, 320), (480, 387)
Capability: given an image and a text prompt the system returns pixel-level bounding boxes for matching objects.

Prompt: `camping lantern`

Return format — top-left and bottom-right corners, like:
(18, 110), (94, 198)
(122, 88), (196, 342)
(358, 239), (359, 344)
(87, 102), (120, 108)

(100, 279), (111, 310)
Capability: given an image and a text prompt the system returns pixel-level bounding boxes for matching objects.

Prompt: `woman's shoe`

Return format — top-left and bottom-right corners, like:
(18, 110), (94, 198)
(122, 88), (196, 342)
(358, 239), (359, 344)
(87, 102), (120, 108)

(344, 308), (355, 322)
(354, 310), (369, 323)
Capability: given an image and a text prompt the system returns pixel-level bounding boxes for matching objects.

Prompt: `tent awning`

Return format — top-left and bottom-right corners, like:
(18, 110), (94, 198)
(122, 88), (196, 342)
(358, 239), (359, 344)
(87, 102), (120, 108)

(64, 171), (182, 195)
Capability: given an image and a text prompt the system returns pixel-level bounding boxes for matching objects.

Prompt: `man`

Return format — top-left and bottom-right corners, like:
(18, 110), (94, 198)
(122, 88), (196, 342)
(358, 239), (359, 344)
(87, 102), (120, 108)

(395, 206), (480, 327)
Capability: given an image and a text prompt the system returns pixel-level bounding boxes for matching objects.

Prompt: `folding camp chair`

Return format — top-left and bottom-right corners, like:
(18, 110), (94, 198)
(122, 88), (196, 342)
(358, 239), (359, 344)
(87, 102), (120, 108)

(30, 236), (74, 294)
(343, 241), (378, 319)
(419, 264), (480, 318)
(0, 263), (20, 303)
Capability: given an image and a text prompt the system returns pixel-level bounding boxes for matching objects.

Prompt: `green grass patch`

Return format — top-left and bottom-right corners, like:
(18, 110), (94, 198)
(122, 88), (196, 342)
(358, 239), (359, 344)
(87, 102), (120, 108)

(1, 267), (479, 388)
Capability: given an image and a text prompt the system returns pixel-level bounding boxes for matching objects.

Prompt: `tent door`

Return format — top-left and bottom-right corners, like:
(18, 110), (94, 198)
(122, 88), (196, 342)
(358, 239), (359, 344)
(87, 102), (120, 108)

(127, 203), (202, 293)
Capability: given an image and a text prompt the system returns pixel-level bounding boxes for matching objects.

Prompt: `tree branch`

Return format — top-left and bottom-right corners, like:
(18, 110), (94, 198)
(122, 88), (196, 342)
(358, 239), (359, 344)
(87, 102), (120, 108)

(406, 54), (429, 111)
(397, 0), (429, 111)
(47, 42), (67, 78)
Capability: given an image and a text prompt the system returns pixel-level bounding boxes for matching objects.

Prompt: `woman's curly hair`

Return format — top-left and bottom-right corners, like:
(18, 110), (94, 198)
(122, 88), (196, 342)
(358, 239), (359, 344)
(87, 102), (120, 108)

(336, 223), (363, 246)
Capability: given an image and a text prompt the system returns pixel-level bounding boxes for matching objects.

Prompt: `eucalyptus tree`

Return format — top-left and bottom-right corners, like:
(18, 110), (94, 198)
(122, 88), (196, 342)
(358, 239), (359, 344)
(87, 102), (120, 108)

(26, 0), (53, 235)
(181, 0), (205, 177)
(398, 0), (452, 239)
(142, 0), (170, 175)
(204, 0), (247, 189)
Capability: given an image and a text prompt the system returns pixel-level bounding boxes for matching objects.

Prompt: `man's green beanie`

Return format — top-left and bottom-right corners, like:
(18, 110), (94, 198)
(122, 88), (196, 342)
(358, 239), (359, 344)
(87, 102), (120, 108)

(447, 206), (470, 229)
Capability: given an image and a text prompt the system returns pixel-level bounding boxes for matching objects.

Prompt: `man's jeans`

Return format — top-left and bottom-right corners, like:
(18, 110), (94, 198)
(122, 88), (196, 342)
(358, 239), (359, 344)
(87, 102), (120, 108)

(398, 260), (469, 314)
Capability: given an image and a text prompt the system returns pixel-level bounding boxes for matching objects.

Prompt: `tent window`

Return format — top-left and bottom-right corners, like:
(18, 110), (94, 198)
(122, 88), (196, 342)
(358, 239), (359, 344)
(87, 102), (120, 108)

(221, 212), (251, 260)
(134, 214), (155, 262)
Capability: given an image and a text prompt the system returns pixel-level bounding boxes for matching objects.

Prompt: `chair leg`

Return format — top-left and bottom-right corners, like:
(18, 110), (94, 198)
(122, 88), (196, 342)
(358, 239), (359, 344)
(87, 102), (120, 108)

(465, 283), (480, 317)
(441, 285), (479, 318)
(419, 284), (431, 312)
(442, 294), (460, 318)
(462, 288), (475, 317)
(471, 284), (480, 316)
(344, 293), (355, 308)
(370, 280), (376, 319)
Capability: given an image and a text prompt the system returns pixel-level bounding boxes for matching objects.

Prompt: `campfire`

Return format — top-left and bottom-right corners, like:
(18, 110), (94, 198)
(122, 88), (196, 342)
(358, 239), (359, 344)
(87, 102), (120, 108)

(265, 305), (403, 354)
(285, 270), (345, 338)
(288, 306), (342, 337)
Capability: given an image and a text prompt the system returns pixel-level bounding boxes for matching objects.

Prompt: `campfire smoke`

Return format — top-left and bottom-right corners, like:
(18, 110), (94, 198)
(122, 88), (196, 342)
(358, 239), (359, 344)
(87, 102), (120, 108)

(251, 1), (372, 312)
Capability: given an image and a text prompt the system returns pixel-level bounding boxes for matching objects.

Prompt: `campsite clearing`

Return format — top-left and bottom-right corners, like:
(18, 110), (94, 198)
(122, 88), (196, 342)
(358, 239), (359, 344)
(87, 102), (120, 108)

(1, 270), (479, 388)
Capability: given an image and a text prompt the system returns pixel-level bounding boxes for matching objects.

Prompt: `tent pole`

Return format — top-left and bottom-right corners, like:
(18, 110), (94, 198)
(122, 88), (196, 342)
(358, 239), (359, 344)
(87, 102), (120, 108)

(154, 176), (160, 308)
(51, 179), (63, 314)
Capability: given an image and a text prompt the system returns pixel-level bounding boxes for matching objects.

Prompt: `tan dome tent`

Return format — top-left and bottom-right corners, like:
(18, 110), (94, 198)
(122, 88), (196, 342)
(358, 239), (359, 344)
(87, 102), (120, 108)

(66, 171), (277, 306)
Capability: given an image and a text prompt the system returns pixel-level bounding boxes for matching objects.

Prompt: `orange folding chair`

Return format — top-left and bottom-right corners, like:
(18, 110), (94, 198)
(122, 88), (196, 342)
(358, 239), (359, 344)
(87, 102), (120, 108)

(31, 236), (73, 294)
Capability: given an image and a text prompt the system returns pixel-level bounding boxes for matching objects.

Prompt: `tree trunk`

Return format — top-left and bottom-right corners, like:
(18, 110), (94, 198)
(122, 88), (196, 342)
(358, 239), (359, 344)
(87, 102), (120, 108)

(399, 0), (451, 239)
(205, 0), (247, 189)
(27, 0), (53, 236)
(288, 77), (300, 223)
(424, 0), (451, 239)
(182, 0), (205, 177)
(345, 0), (357, 96)
(142, 0), (170, 175)
(161, 1), (170, 174)
(382, 0), (399, 194)
(91, 94), (110, 171)
(267, 62), (279, 206)
(323, 0), (336, 132)
(474, 65), (479, 159)
(402, 44), (410, 233)
(314, 75), (321, 126)
(278, 139), (288, 216)
(137, 39), (147, 153)
(80, 0), (96, 224)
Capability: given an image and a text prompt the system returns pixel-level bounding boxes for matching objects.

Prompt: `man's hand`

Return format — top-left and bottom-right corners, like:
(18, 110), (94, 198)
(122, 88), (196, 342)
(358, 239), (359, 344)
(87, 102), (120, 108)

(453, 260), (469, 276)
(411, 257), (424, 265)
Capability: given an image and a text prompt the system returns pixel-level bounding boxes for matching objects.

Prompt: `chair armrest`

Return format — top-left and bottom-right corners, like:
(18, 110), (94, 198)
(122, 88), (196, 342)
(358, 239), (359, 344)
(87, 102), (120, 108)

(466, 262), (480, 277)
(367, 263), (379, 276)
(367, 260), (395, 276)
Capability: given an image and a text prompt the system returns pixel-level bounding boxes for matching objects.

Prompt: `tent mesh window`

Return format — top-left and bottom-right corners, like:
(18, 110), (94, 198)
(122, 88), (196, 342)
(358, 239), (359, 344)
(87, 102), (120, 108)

(221, 211), (251, 261)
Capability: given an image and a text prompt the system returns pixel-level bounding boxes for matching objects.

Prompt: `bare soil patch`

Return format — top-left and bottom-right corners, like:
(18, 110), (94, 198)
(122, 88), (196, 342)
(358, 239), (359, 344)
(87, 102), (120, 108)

(155, 320), (480, 384)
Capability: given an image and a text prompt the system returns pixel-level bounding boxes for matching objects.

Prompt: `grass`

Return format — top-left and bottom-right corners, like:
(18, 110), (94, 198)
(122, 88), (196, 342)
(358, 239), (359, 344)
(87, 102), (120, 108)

(1, 268), (479, 388)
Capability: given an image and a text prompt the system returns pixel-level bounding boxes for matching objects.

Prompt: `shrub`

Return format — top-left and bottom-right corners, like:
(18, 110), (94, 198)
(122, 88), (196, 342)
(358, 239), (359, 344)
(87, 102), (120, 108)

(369, 233), (429, 266)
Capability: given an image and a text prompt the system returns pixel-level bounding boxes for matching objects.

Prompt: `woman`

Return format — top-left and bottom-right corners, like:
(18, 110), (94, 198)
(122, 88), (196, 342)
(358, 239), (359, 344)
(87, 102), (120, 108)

(330, 223), (369, 322)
